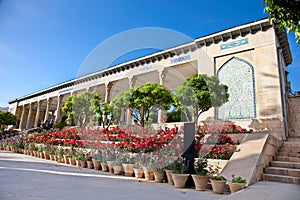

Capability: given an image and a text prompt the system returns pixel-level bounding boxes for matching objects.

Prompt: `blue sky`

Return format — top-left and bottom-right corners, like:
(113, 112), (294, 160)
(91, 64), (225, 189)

(0, 0), (299, 107)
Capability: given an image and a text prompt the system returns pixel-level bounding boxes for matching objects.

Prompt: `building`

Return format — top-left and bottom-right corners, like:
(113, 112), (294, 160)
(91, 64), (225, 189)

(8, 18), (294, 140)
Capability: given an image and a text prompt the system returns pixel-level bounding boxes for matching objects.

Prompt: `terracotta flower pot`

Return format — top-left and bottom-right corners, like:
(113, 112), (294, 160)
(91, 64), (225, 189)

(133, 168), (144, 178)
(143, 168), (154, 181)
(63, 155), (70, 164)
(210, 179), (227, 194)
(229, 182), (246, 193)
(172, 174), (189, 188)
(191, 175), (209, 191)
(92, 159), (101, 170)
(107, 161), (114, 174)
(80, 160), (87, 168)
(87, 160), (94, 169)
(165, 170), (174, 185)
(113, 165), (123, 175)
(49, 154), (55, 161)
(43, 152), (50, 160)
(76, 159), (81, 167)
(101, 162), (108, 172)
(122, 164), (134, 177)
(69, 157), (76, 165)
(154, 171), (165, 183)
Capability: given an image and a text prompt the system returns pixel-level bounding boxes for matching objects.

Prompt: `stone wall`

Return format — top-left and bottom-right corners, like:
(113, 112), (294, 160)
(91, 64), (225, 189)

(249, 134), (282, 184)
(288, 96), (300, 138)
(221, 133), (282, 186)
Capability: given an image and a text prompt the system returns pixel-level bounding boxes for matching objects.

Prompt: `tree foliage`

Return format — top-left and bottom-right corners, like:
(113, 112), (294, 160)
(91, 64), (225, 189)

(175, 74), (228, 123)
(129, 83), (174, 127)
(111, 90), (132, 124)
(111, 83), (174, 127)
(264, 0), (300, 43)
(0, 111), (17, 129)
(62, 92), (101, 127)
(95, 102), (112, 128)
(62, 95), (74, 125)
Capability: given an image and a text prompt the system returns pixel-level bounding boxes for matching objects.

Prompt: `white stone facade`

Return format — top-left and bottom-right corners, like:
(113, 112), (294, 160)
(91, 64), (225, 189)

(8, 18), (292, 140)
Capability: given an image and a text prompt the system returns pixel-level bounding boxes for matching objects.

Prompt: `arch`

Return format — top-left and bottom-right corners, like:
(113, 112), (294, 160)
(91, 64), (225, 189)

(217, 57), (256, 120)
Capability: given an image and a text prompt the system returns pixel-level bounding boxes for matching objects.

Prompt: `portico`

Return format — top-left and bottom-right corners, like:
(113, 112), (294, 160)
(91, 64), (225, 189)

(8, 19), (293, 140)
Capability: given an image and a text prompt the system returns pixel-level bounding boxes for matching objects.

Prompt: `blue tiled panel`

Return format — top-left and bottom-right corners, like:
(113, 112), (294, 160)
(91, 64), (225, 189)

(217, 57), (256, 119)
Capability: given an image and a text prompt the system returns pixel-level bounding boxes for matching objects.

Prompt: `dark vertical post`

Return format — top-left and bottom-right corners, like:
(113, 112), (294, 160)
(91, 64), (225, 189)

(182, 122), (195, 174)
(181, 122), (195, 187)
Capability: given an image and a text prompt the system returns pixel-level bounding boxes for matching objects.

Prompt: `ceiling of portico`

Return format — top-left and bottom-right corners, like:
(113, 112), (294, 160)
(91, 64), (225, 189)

(134, 71), (159, 87)
(164, 61), (198, 91)
(110, 78), (130, 101)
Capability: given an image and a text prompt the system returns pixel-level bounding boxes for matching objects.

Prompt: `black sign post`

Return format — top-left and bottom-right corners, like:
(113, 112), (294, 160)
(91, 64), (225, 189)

(182, 122), (195, 187)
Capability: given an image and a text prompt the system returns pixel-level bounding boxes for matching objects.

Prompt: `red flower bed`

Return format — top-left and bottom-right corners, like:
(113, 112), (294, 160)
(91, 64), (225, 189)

(27, 123), (251, 159)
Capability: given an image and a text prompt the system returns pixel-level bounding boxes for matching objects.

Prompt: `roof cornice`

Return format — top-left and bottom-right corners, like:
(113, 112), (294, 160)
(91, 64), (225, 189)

(9, 18), (292, 104)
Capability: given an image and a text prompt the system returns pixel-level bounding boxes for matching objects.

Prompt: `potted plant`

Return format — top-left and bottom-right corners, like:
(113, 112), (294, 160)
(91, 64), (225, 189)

(170, 159), (189, 188)
(165, 164), (174, 185)
(133, 154), (144, 178)
(210, 175), (227, 194)
(92, 151), (102, 170)
(191, 158), (209, 191)
(121, 153), (135, 177)
(151, 154), (167, 183)
(228, 174), (247, 193)
(113, 152), (123, 175)
(67, 147), (76, 165)
(86, 153), (94, 169)
(77, 150), (87, 168)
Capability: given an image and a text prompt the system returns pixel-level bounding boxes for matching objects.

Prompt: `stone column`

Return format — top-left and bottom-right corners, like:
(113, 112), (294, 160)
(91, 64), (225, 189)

(126, 76), (136, 126)
(103, 83), (112, 126)
(34, 100), (42, 128)
(44, 98), (52, 123)
(25, 103), (32, 129)
(55, 95), (63, 125)
(19, 105), (25, 129)
(104, 82), (112, 103)
(158, 69), (167, 124)
(159, 69), (167, 86)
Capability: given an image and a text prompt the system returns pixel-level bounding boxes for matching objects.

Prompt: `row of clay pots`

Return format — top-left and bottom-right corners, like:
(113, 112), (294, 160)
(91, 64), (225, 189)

(172, 174), (246, 194)
(2, 147), (245, 194)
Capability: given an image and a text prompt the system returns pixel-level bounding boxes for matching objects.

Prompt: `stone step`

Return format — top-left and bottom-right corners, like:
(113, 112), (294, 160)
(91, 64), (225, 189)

(277, 152), (300, 157)
(281, 143), (300, 149)
(261, 173), (300, 184)
(270, 161), (300, 169)
(287, 137), (300, 142)
(279, 148), (300, 153)
(264, 167), (300, 177)
(275, 156), (300, 163)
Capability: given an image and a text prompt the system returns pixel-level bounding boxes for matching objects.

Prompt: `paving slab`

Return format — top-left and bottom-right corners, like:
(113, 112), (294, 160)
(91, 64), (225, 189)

(222, 181), (300, 200)
(0, 150), (223, 200)
(1, 150), (299, 200)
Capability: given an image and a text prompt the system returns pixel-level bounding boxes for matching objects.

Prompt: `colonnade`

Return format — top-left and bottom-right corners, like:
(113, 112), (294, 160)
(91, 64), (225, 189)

(15, 67), (179, 130)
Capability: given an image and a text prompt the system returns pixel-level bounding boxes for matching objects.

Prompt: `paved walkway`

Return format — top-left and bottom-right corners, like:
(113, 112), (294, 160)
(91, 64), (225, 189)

(0, 150), (299, 200)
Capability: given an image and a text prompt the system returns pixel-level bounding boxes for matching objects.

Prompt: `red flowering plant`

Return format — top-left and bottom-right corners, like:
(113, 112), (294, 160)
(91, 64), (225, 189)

(206, 143), (235, 160)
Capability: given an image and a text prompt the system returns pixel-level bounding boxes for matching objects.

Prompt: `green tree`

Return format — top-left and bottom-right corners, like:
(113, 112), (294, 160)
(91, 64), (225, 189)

(62, 92), (101, 127)
(62, 95), (74, 125)
(95, 102), (112, 128)
(0, 111), (17, 130)
(175, 74), (229, 123)
(264, 0), (300, 43)
(129, 83), (174, 127)
(111, 90), (132, 124)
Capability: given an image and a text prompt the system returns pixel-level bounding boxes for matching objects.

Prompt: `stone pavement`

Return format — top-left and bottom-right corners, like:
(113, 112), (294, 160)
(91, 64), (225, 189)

(0, 150), (299, 200)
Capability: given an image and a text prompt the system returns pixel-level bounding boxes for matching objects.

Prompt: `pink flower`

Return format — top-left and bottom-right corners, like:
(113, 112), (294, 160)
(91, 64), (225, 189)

(231, 173), (235, 178)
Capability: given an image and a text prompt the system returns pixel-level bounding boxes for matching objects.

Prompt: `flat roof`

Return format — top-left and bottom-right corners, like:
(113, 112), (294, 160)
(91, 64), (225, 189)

(9, 18), (292, 104)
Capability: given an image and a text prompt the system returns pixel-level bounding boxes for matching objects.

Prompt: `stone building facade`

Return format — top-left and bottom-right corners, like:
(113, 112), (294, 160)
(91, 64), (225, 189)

(8, 18), (293, 140)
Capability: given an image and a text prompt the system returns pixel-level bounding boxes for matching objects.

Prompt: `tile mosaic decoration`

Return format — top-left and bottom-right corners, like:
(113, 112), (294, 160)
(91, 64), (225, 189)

(217, 57), (256, 119)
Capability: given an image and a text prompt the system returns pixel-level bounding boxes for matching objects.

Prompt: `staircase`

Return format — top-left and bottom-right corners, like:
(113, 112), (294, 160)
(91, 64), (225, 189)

(262, 137), (300, 184)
